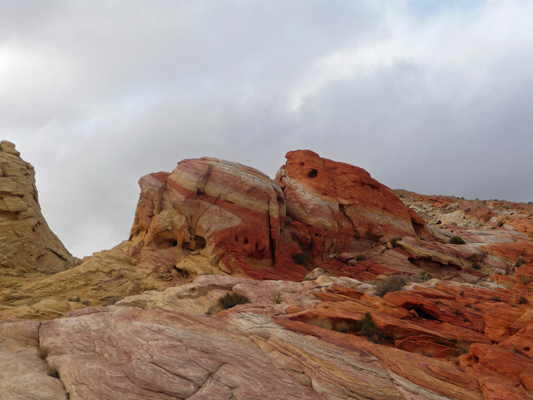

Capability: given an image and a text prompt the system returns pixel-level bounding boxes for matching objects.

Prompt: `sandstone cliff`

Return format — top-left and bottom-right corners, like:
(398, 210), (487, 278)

(0, 141), (78, 275)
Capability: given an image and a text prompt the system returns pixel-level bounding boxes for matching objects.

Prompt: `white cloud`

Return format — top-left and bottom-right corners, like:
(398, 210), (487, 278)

(1, 0), (533, 257)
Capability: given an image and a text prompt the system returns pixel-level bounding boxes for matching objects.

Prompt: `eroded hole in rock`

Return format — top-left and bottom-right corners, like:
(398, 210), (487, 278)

(195, 235), (207, 249)
(315, 233), (319, 237)
(524, 347), (531, 352)
(154, 236), (178, 250)
(235, 235), (239, 242)
(308, 169), (318, 178)
(197, 188), (204, 196)
(411, 308), (438, 321)
(276, 195), (285, 204)
(244, 237), (249, 245)
(412, 221), (425, 236)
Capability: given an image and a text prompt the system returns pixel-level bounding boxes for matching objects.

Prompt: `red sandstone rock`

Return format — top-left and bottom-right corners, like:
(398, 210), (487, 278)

(275, 150), (431, 259)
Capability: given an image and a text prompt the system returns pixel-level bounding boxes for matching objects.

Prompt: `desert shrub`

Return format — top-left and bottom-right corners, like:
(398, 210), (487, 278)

(472, 262), (481, 270)
(355, 254), (368, 262)
(307, 317), (333, 330)
(206, 303), (224, 315)
(217, 292), (251, 310)
(459, 289), (465, 297)
(334, 321), (349, 333)
(391, 236), (402, 248)
(68, 295), (80, 302)
(82, 300), (91, 306)
(37, 346), (50, 360)
(518, 296), (527, 305)
(456, 341), (473, 356)
(375, 275), (408, 297)
(412, 271), (432, 282)
(519, 274), (530, 285)
(292, 251), (311, 267)
(449, 236), (466, 245)
(357, 312), (378, 337)
(273, 292), (282, 304)
(491, 296), (502, 302)
(518, 256), (526, 264)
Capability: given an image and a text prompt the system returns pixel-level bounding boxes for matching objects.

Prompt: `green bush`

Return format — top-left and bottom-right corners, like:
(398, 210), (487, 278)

(449, 236), (466, 245)
(292, 251), (311, 267)
(518, 296), (527, 305)
(355, 254), (367, 262)
(472, 262), (481, 270)
(519, 274), (530, 285)
(491, 296), (502, 302)
(307, 317), (333, 330)
(357, 312), (378, 337)
(375, 275), (408, 297)
(273, 292), (282, 304)
(390, 236), (402, 248)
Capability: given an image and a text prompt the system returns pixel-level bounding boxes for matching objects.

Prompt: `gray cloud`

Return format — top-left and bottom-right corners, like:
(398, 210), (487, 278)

(2, 0), (532, 257)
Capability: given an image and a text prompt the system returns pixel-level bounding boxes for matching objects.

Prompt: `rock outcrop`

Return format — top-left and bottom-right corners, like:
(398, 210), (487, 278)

(276, 150), (432, 256)
(124, 151), (432, 282)
(126, 158), (289, 280)
(4, 146), (533, 399)
(4, 270), (533, 400)
(0, 141), (78, 276)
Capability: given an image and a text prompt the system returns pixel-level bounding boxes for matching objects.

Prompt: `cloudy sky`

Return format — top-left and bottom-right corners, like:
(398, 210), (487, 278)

(2, 0), (532, 258)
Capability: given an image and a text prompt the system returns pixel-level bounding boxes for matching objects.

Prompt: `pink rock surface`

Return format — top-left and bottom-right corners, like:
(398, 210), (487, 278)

(0, 319), (67, 399)
(39, 308), (323, 400)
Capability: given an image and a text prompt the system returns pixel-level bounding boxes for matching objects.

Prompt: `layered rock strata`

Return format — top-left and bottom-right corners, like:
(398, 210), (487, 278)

(125, 151), (432, 282)
(276, 150), (432, 257)
(0, 141), (78, 275)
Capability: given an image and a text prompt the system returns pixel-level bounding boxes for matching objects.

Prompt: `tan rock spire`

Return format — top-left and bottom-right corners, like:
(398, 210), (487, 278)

(0, 141), (78, 274)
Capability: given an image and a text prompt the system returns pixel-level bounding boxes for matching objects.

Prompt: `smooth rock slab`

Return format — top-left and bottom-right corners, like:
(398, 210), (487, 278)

(39, 307), (323, 400)
(0, 319), (67, 400)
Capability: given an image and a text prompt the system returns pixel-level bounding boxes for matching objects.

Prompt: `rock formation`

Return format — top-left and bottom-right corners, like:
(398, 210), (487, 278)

(124, 150), (432, 282)
(276, 150), (432, 254)
(0, 141), (78, 275)
(2, 145), (533, 400)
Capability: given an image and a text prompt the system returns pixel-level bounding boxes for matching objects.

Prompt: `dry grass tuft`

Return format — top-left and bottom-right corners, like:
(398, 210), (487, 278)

(307, 317), (333, 330)
(456, 341), (473, 356)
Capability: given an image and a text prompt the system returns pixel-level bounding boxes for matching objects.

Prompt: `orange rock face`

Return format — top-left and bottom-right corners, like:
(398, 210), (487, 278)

(275, 150), (431, 258)
(126, 151), (431, 281)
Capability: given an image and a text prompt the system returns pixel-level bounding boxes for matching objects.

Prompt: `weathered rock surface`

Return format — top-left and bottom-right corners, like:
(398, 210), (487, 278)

(122, 151), (435, 282)
(0, 246), (177, 320)
(0, 319), (68, 399)
(4, 147), (533, 399)
(276, 150), (432, 256)
(0, 141), (78, 276)
(8, 269), (528, 400)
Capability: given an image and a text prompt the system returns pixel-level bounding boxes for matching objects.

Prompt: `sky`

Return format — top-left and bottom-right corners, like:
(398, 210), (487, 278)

(1, 0), (533, 258)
